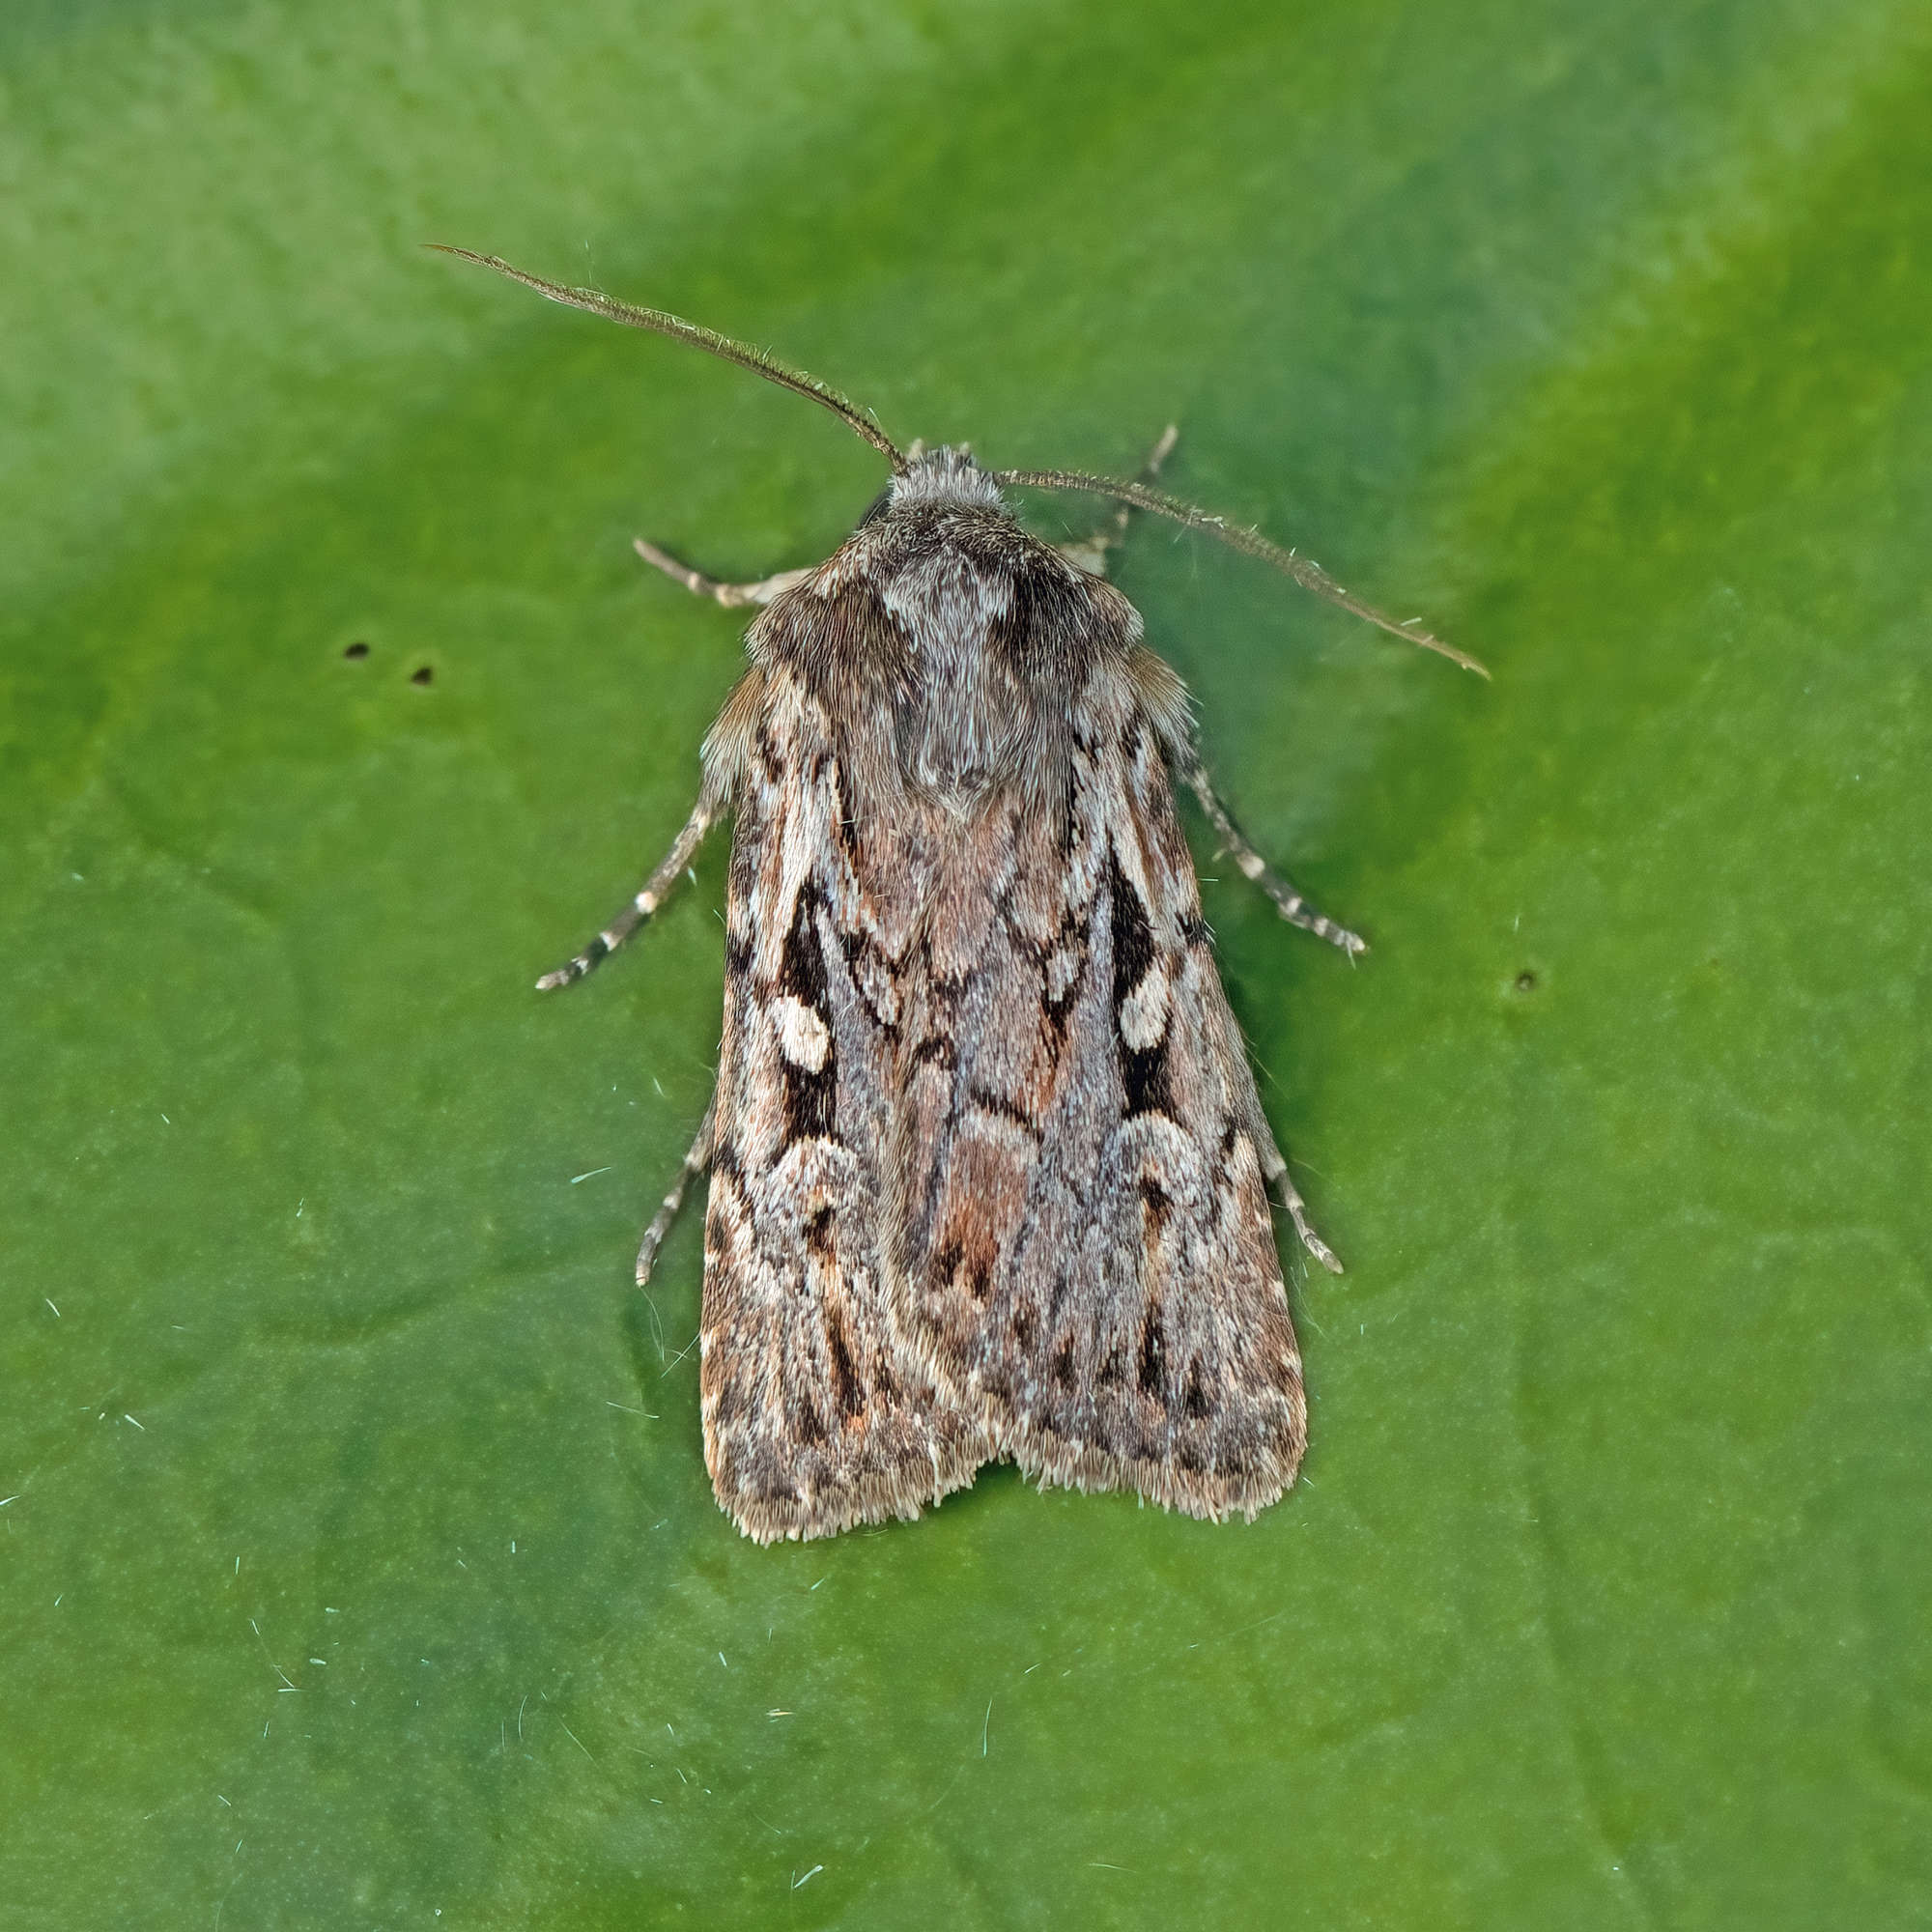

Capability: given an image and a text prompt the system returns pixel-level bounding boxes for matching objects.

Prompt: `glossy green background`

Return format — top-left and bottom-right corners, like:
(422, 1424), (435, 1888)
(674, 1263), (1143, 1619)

(4, 1), (1927, 1924)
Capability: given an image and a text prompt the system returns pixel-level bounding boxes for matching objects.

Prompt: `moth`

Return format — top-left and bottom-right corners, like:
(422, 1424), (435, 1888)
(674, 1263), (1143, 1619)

(437, 249), (1481, 1542)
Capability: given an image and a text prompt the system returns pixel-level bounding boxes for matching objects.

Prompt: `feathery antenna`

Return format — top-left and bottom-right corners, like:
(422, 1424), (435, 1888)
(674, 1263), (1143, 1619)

(428, 246), (905, 472)
(995, 468), (1488, 677)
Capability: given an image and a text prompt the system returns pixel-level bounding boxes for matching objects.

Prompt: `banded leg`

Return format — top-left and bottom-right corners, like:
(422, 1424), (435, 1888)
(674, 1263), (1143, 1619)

(634, 538), (813, 609)
(636, 1089), (718, 1288)
(537, 789), (720, 989)
(1255, 1139), (1344, 1275)
(1273, 1171), (1343, 1276)
(1059, 424), (1179, 578)
(1182, 755), (1366, 957)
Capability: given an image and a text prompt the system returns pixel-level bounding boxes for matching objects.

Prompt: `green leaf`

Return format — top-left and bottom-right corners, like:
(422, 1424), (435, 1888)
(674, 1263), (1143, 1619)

(4, 0), (1927, 1924)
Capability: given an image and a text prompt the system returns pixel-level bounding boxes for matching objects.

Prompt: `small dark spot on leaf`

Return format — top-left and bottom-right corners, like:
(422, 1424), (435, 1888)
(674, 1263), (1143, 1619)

(343, 640), (370, 660)
(411, 665), (435, 685)
(1515, 970), (1538, 993)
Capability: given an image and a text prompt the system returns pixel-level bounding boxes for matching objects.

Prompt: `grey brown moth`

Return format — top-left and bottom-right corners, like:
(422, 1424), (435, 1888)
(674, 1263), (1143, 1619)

(436, 249), (1482, 1543)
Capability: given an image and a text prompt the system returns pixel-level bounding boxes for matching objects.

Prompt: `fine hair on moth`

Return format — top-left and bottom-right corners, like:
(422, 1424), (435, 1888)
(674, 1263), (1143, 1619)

(434, 246), (1484, 1545)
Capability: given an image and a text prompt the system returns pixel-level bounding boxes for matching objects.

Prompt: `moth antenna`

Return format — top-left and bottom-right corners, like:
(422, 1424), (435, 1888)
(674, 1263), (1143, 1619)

(992, 469), (1488, 677)
(429, 246), (906, 473)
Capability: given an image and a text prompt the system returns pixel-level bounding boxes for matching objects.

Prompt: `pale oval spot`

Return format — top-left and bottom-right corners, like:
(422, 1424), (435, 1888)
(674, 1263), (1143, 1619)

(1118, 966), (1172, 1051)
(772, 995), (831, 1071)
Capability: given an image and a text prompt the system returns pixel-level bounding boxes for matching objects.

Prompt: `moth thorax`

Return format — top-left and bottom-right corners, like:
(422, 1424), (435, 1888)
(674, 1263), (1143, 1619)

(887, 550), (1030, 803)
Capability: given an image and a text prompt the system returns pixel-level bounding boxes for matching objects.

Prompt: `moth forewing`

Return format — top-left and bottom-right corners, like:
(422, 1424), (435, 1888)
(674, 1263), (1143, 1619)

(442, 251), (1471, 1539)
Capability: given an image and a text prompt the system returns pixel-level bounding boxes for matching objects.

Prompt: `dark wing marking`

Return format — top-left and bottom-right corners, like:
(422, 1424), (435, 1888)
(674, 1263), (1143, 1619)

(890, 671), (1307, 1521)
(699, 661), (994, 1543)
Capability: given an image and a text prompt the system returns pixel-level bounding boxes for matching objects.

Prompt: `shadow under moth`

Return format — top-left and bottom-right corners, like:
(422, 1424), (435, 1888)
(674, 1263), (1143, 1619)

(437, 248), (1482, 1543)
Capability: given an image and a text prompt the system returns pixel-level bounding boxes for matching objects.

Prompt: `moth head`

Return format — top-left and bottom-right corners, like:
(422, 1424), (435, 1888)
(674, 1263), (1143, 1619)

(889, 443), (1005, 513)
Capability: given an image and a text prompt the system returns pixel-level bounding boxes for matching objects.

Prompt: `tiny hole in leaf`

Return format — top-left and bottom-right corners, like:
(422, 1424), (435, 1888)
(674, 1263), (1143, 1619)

(411, 666), (434, 686)
(343, 640), (370, 660)
(1515, 971), (1537, 993)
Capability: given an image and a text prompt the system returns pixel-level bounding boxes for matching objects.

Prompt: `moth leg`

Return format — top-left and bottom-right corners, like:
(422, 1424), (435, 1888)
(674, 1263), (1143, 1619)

(1181, 755), (1366, 957)
(633, 537), (813, 609)
(1251, 1135), (1345, 1275)
(636, 1087), (718, 1288)
(1059, 423), (1179, 578)
(1273, 1165), (1344, 1276)
(537, 790), (720, 990)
